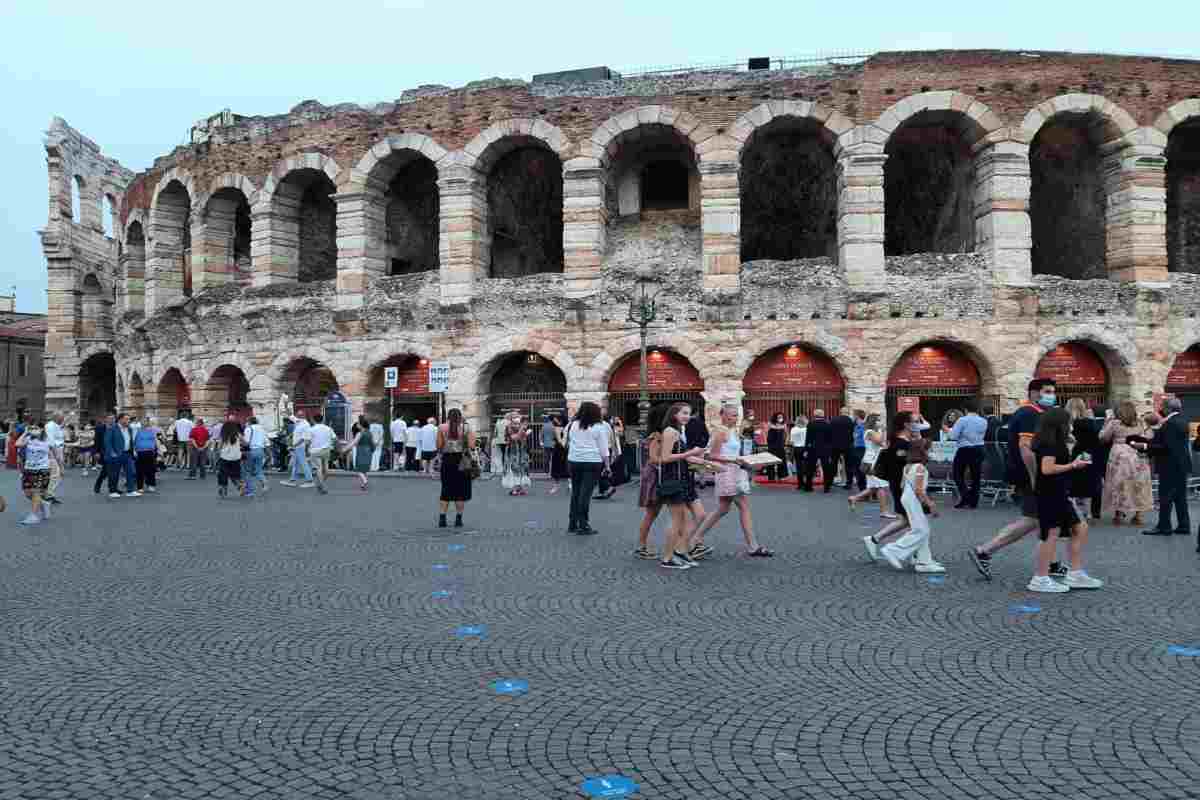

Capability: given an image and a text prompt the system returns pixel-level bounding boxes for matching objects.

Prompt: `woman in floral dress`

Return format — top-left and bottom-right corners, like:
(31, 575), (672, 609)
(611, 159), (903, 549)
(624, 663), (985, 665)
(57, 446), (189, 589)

(1099, 400), (1153, 525)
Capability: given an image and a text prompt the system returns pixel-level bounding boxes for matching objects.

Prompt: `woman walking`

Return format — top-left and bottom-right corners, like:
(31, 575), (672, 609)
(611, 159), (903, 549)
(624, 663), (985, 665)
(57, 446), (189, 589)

(133, 416), (160, 494)
(879, 438), (944, 573)
(609, 416), (629, 487)
(849, 413), (893, 517)
(243, 416), (269, 496)
(436, 408), (475, 528)
(15, 425), (52, 524)
(344, 415), (374, 491)
(502, 415), (531, 496)
(1065, 398), (1103, 520)
(692, 403), (773, 557)
(215, 419), (246, 499)
(655, 403), (707, 569)
(765, 413), (788, 481)
(566, 401), (610, 535)
(1099, 400), (1153, 525)
(863, 411), (915, 560)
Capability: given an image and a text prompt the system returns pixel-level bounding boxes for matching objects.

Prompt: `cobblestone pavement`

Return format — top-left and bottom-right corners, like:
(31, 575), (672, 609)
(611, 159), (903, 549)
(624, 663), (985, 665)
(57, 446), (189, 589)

(2, 469), (1200, 799)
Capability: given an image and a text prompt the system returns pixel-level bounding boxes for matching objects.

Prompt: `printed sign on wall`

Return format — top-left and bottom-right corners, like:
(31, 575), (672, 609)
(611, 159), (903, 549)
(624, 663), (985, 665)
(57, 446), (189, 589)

(1035, 343), (1107, 386)
(609, 350), (704, 392)
(887, 344), (980, 388)
(1167, 347), (1200, 388)
(743, 345), (845, 391)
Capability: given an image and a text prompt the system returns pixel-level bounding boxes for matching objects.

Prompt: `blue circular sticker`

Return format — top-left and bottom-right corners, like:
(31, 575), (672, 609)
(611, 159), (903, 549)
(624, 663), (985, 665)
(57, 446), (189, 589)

(580, 775), (640, 798)
(454, 624), (487, 638)
(491, 679), (528, 696)
(431, 590), (453, 599)
(1168, 645), (1200, 657)
(431, 563), (449, 571)
(1009, 603), (1041, 615)
(448, 544), (465, 552)
(927, 575), (946, 585)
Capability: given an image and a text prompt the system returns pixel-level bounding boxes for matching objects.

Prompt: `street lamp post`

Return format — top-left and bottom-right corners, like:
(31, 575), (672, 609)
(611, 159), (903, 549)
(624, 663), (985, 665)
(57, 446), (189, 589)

(626, 277), (662, 431)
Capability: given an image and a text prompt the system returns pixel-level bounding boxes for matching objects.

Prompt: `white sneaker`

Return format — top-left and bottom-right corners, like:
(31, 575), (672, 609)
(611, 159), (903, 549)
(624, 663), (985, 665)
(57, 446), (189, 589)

(39, 504), (51, 520)
(299, 482), (315, 489)
(914, 561), (946, 574)
(279, 480), (296, 487)
(108, 492), (121, 499)
(1064, 570), (1103, 589)
(19, 513), (40, 526)
(880, 543), (906, 571)
(1027, 575), (1070, 593)
(146, 486), (157, 493)
(862, 535), (880, 561)
(128, 491), (142, 497)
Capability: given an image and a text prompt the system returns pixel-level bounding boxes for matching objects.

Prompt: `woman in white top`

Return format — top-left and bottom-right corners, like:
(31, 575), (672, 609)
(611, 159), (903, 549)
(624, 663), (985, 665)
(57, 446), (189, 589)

(243, 416), (269, 497)
(565, 402), (610, 535)
(789, 415), (808, 491)
(848, 413), (894, 518)
(691, 403), (773, 557)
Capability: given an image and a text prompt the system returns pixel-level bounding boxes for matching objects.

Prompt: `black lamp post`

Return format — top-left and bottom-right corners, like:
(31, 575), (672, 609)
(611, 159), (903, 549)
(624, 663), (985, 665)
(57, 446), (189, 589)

(626, 276), (663, 430)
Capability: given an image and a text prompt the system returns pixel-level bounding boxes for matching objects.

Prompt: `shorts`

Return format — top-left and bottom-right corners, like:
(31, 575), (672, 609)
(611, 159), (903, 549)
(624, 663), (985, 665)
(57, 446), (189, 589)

(22, 469), (49, 497)
(1038, 500), (1081, 541)
(715, 465), (752, 498)
(393, 443), (405, 454)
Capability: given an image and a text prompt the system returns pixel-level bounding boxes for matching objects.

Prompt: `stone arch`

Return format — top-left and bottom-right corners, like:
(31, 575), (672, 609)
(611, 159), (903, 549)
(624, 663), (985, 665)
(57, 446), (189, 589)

(461, 118), (571, 174)
(196, 176), (256, 288)
(124, 212), (146, 245)
(254, 153), (343, 284)
(256, 153), (343, 208)
(149, 168), (199, 218)
(587, 332), (721, 395)
(1033, 326), (1136, 393)
(880, 332), (1001, 395)
(1021, 94), (1138, 144)
(583, 106), (720, 170)
(730, 101), (854, 162)
(875, 91), (1004, 148)
(451, 333), (578, 398)
(735, 331), (852, 382)
(196, 172), (260, 212)
(266, 346), (339, 389)
(353, 133), (450, 184)
(1156, 99), (1200, 139)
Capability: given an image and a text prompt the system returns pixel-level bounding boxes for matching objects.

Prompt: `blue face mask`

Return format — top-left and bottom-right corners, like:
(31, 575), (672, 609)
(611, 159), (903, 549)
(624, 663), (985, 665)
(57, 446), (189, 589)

(1038, 393), (1057, 407)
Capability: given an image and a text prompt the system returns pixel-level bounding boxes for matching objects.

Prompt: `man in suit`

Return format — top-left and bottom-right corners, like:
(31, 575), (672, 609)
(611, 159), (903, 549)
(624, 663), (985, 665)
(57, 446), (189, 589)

(828, 407), (856, 490)
(1139, 396), (1191, 536)
(92, 412), (114, 494)
(803, 408), (835, 493)
(104, 412), (140, 498)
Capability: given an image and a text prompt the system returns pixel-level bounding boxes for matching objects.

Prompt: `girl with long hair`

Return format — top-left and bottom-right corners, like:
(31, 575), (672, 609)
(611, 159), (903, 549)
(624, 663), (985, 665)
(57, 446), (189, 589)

(655, 403), (707, 569)
(341, 415), (374, 491)
(1099, 400), (1153, 524)
(436, 408), (476, 528)
(691, 403), (773, 557)
(879, 438), (944, 573)
(566, 401), (610, 534)
(863, 411), (915, 561)
(849, 413), (892, 517)
(502, 414), (531, 496)
(765, 412), (788, 481)
(215, 418), (246, 499)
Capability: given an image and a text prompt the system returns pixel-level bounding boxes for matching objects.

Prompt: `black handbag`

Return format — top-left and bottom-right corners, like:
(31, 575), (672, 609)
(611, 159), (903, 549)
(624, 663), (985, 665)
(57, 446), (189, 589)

(655, 463), (686, 500)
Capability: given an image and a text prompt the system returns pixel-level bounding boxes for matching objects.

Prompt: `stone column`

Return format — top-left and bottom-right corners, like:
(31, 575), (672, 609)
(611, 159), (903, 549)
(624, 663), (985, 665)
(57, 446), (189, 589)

(146, 200), (190, 314)
(438, 163), (487, 309)
(119, 243), (145, 313)
(974, 139), (1032, 284)
(191, 200), (239, 292)
(837, 152), (887, 291)
(562, 164), (607, 299)
(1106, 142), (1168, 283)
(335, 183), (388, 311)
(250, 193), (300, 288)
(846, 383), (886, 417)
(700, 161), (740, 297)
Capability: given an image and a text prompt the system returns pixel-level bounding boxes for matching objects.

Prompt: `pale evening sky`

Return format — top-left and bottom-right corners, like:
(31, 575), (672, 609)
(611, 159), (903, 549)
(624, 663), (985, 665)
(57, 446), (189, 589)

(1, 0), (1196, 314)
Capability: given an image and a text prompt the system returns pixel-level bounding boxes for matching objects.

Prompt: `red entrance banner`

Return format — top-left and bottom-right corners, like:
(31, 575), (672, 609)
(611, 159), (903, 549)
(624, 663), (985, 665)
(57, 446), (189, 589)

(743, 345), (844, 391)
(1035, 343), (1107, 386)
(177, 383), (191, 409)
(896, 396), (921, 413)
(887, 344), (980, 388)
(1167, 347), (1200, 388)
(388, 358), (430, 395)
(609, 350), (704, 392)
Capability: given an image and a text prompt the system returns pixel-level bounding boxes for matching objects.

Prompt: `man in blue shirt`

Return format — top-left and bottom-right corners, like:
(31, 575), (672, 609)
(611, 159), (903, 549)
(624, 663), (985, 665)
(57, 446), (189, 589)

(947, 398), (988, 508)
(848, 410), (868, 491)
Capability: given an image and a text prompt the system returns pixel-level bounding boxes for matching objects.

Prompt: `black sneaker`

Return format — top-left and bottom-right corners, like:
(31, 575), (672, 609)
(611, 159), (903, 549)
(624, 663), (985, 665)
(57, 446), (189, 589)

(969, 548), (992, 581)
(674, 550), (698, 567)
(1049, 561), (1070, 580)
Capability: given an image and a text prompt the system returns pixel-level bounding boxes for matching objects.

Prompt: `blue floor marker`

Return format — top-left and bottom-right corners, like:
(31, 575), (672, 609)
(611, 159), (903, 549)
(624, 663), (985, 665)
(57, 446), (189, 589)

(1168, 645), (1200, 657)
(1009, 602), (1041, 615)
(431, 590), (453, 599)
(580, 775), (639, 798)
(491, 679), (528, 696)
(454, 624), (487, 638)
(927, 575), (946, 585)
(448, 544), (465, 552)
(431, 563), (449, 571)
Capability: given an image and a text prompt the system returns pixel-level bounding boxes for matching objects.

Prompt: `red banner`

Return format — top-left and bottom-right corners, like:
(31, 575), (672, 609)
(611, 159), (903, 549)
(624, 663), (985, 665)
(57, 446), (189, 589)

(1035, 343), (1107, 386)
(1167, 347), (1200, 388)
(896, 396), (921, 413)
(609, 350), (704, 392)
(743, 345), (844, 391)
(389, 358), (430, 395)
(887, 344), (980, 388)
(177, 383), (191, 409)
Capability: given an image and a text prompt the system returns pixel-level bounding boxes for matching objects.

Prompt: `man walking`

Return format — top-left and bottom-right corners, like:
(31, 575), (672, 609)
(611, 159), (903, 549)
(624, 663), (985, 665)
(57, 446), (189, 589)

(307, 413), (336, 495)
(369, 417), (384, 472)
(948, 398), (988, 508)
(92, 413), (114, 494)
(44, 412), (66, 505)
(1138, 396), (1192, 537)
(390, 415), (407, 471)
(848, 409), (867, 492)
(173, 413), (193, 470)
(281, 412), (313, 487)
(105, 412), (140, 498)
(829, 407), (855, 490)
(420, 417), (438, 477)
(803, 409), (834, 493)
(187, 417), (210, 480)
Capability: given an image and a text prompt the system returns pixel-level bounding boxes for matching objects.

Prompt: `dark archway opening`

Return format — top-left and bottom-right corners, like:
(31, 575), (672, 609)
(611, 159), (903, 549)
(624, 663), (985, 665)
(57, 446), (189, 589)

(80, 353), (116, 423)
(884, 112), (976, 256)
(487, 147), (564, 278)
(641, 160), (689, 211)
(276, 169), (338, 283)
(1030, 113), (1109, 279)
(386, 158), (440, 276)
(1168, 119), (1200, 274)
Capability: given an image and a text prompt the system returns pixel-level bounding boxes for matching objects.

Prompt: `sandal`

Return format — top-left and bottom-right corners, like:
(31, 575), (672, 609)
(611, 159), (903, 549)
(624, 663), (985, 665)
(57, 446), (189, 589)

(747, 546), (774, 557)
(633, 546), (657, 560)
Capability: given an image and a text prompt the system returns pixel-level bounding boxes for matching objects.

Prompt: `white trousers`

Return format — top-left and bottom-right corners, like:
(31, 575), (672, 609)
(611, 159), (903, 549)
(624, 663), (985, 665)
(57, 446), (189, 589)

(888, 485), (934, 563)
(370, 446), (382, 472)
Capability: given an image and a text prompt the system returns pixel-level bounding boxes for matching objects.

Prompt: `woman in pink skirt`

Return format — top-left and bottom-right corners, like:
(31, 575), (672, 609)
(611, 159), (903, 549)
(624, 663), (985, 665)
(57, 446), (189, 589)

(691, 403), (773, 557)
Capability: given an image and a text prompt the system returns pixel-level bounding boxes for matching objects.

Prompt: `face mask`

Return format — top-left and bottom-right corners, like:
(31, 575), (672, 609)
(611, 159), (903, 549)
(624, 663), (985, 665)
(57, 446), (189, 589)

(1038, 393), (1056, 407)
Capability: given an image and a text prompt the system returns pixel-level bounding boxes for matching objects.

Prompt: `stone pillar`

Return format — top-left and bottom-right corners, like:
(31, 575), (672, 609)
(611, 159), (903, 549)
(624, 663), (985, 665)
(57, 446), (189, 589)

(192, 200), (240, 292)
(250, 194), (300, 288)
(1106, 142), (1168, 282)
(438, 164), (487, 308)
(701, 385), (742, 428)
(846, 383), (886, 418)
(974, 139), (1033, 284)
(146, 202), (190, 314)
(837, 152), (887, 291)
(701, 161), (740, 297)
(562, 164), (607, 299)
(335, 183), (388, 311)
(120, 243), (145, 313)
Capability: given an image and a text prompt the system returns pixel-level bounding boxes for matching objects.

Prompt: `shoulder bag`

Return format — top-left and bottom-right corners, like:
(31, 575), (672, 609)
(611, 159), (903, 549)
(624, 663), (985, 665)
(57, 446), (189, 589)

(457, 426), (481, 479)
(655, 440), (687, 500)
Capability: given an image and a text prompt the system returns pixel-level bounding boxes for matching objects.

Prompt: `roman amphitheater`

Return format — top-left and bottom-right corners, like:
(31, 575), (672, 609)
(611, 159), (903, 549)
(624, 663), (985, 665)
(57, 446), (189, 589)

(40, 49), (1200, 435)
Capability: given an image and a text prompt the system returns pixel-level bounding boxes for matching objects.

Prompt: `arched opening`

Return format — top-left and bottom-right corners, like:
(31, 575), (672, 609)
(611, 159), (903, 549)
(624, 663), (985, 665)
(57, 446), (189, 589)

(740, 118), (838, 261)
(1167, 119), (1200, 274)
(486, 352), (567, 468)
(153, 179), (193, 303)
(606, 124), (699, 221)
(384, 157), (439, 276)
(204, 365), (252, 422)
(79, 274), (110, 338)
(123, 221), (146, 312)
(274, 168), (338, 283)
(101, 194), (116, 238)
(887, 342), (984, 422)
(607, 349), (705, 427)
(283, 358), (339, 418)
(485, 144), (564, 278)
(128, 373), (145, 419)
(743, 345), (844, 422)
(70, 176), (83, 224)
(79, 353), (116, 423)
(367, 354), (437, 427)
(1035, 342), (1110, 409)
(202, 188), (253, 286)
(884, 111), (976, 256)
(158, 368), (192, 419)
(1030, 112), (1113, 279)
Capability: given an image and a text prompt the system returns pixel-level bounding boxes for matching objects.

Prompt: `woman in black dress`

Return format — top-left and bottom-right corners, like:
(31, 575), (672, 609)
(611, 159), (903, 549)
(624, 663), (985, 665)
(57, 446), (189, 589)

(1066, 398), (1103, 520)
(436, 408), (475, 528)
(765, 413), (788, 481)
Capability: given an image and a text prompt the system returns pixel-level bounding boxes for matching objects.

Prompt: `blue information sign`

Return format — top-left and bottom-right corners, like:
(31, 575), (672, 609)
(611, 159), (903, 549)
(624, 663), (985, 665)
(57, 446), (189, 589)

(580, 775), (640, 798)
(491, 679), (528, 696)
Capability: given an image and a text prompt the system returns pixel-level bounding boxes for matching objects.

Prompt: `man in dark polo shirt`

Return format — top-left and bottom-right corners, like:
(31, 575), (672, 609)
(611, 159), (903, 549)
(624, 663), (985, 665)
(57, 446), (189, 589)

(969, 378), (1065, 580)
